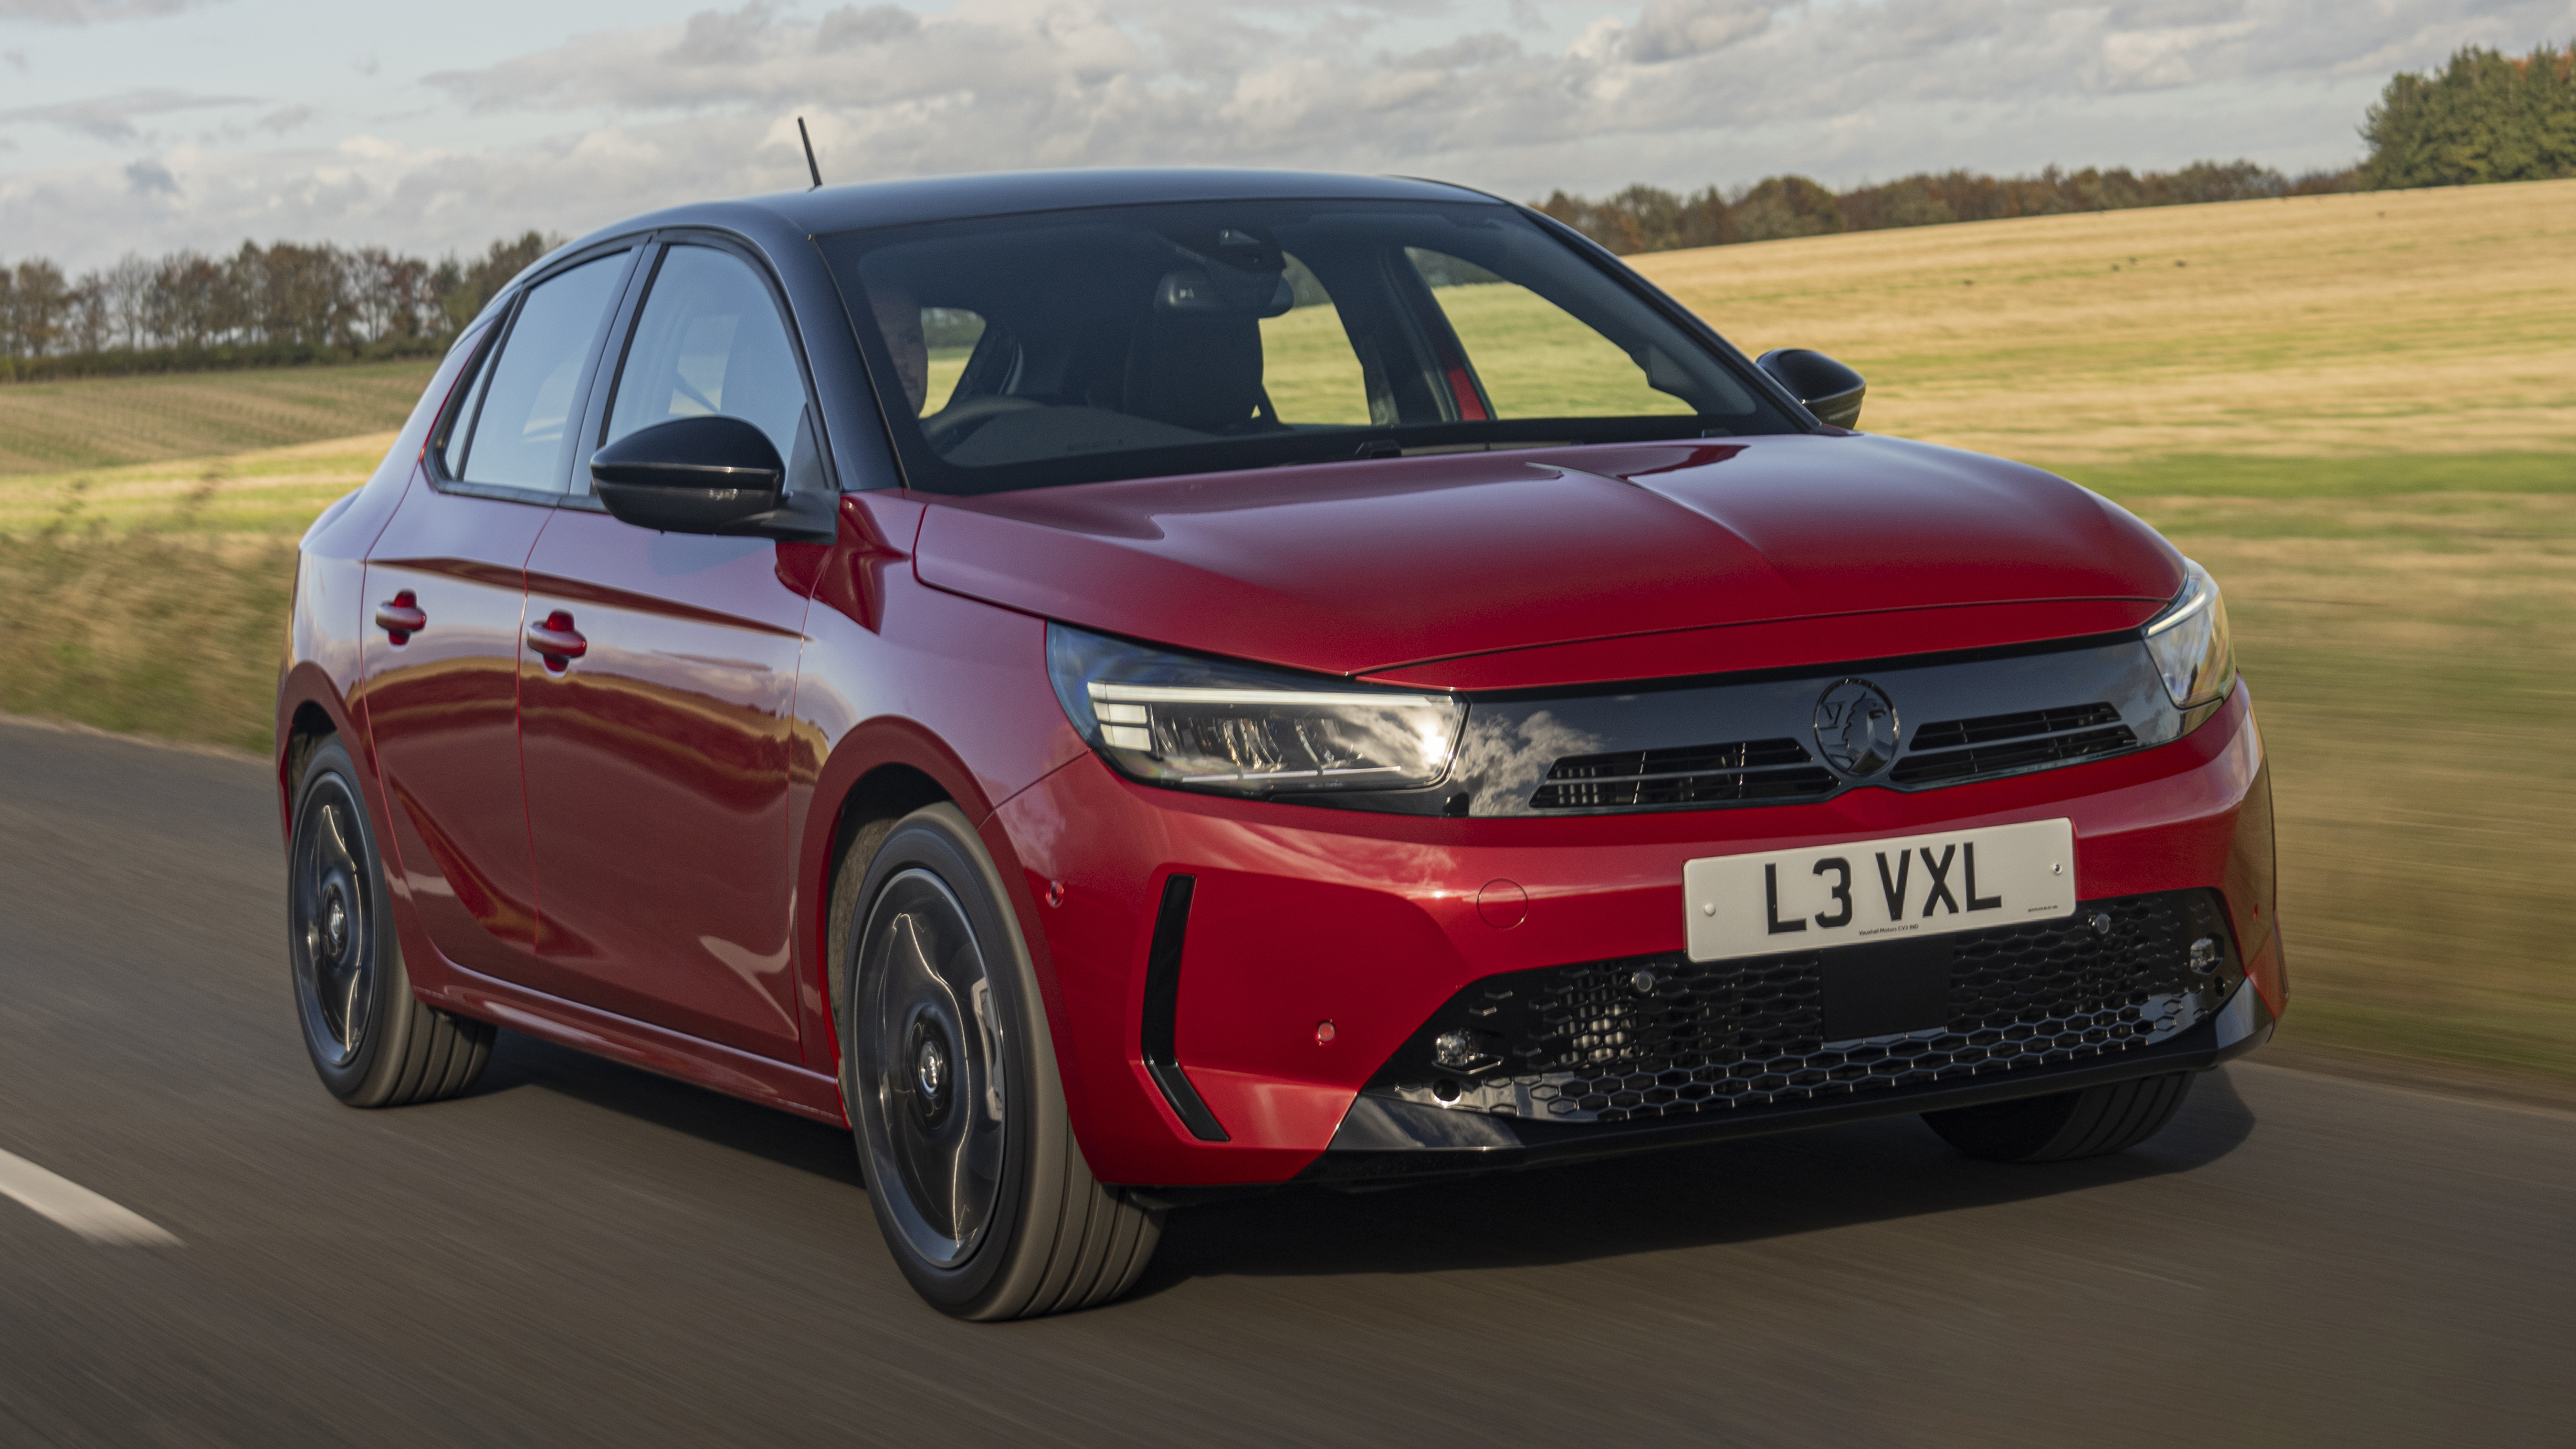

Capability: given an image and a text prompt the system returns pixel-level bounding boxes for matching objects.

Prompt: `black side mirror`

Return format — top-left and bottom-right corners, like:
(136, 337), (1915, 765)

(593, 416), (787, 534)
(1757, 349), (1866, 430)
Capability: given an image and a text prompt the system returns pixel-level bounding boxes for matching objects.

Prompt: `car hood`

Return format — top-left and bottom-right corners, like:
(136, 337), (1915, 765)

(912, 433), (2183, 685)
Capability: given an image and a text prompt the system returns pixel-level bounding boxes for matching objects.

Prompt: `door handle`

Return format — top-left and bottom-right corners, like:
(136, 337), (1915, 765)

(526, 611), (588, 669)
(374, 592), (426, 643)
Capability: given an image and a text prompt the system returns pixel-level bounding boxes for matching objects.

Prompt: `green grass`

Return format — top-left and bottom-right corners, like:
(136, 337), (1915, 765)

(0, 360), (435, 475)
(2094, 468), (2576, 1090)
(2056, 452), (2576, 498)
(0, 433), (393, 541)
(0, 533), (293, 753)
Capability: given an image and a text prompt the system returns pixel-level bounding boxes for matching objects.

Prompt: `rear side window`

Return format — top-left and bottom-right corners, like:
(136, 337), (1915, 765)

(446, 253), (627, 493)
(605, 244), (807, 465)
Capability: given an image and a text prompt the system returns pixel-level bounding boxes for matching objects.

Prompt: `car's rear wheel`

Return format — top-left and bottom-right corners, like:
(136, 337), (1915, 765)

(833, 803), (1161, 1319)
(1921, 1071), (2194, 1163)
(288, 737), (494, 1106)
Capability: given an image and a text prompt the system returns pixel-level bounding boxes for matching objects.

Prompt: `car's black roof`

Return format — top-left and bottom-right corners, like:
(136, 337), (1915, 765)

(560, 167), (1500, 256)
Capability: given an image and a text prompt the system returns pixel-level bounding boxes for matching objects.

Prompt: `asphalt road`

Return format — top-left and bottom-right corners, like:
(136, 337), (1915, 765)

(3, 718), (2572, 1448)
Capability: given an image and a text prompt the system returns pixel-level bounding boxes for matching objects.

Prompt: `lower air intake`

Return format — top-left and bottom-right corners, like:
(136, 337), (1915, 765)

(1365, 889), (2239, 1124)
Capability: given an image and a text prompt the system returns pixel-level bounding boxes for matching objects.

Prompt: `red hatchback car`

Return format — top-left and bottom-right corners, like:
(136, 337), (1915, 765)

(278, 170), (2281, 1318)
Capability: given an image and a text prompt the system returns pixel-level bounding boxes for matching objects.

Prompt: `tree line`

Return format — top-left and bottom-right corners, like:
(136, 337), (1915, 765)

(0, 233), (556, 380)
(1534, 160), (2358, 255)
(1534, 38), (2571, 257)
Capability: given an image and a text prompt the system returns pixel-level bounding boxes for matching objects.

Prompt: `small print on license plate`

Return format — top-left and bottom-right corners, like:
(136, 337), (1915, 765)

(1683, 818), (2076, 963)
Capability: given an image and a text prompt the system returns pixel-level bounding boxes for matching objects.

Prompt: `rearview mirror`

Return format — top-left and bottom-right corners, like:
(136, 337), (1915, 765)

(1757, 349), (1867, 430)
(592, 416), (786, 534)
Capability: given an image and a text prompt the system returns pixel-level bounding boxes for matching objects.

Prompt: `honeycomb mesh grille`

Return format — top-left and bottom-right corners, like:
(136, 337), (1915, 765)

(1368, 889), (2237, 1125)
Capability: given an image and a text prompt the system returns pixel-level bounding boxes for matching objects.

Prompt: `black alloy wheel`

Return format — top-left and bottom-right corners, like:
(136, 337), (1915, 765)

(287, 737), (495, 1107)
(291, 765), (377, 1070)
(835, 804), (1161, 1319)
(856, 868), (1007, 1269)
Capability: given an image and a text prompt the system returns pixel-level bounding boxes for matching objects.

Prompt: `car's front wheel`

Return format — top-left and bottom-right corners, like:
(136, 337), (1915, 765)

(1921, 1071), (2194, 1163)
(288, 736), (494, 1106)
(833, 803), (1161, 1318)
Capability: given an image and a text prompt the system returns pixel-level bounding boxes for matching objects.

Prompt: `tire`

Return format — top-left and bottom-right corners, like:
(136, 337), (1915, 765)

(1921, 1071), (2194, 1163)
(288, 737), (494, 1107)
(832, 803), (1161, 1319)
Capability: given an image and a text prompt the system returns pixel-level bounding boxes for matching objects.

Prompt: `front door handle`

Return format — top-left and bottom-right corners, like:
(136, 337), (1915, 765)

(526, 611), (588, 670)
(375, 592), (426, 643)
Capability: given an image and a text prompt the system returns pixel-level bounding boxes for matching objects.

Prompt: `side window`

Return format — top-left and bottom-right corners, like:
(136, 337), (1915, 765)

(1405, 248), (1696, 419)
(920, 308), (984, 416)
(606, 245), (807, 464)
(1257, 256), (1371, 426)
(448, 253), (628, 492)
(438, 329), (497, 479)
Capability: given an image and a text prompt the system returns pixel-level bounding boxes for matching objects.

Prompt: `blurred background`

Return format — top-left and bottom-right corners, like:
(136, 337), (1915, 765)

(5, 1), (2568, 1102)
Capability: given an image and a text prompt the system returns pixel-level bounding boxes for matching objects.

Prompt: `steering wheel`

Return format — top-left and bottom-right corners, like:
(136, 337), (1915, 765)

(921, 395), (1044, 449)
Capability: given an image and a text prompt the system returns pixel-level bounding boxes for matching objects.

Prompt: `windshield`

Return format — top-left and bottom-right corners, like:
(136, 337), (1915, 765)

(819, 198), (1799, 494)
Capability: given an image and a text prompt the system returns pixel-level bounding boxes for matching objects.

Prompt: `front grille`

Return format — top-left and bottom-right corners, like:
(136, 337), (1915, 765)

(1888, 702), (2138, 786)
(1366, 889), (2237, 1125)
(1529, 738), (1837, 810)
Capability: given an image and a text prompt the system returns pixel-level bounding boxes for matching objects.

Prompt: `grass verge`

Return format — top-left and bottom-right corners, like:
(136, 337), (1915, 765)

(2072, 466), (2576, 1093)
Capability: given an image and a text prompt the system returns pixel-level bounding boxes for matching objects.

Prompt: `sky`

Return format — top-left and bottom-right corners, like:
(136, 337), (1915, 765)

(1, 0), (2569, 271)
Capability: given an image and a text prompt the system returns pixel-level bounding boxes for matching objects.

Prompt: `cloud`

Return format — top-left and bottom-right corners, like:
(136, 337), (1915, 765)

(0, 86), (259, 141)
(817, 3), (919, 50)
(1624, 0), (1771, 64)
(122, 155), (174, 193)
(5, 0), (2567, 271)
(0, 0), (224, 22)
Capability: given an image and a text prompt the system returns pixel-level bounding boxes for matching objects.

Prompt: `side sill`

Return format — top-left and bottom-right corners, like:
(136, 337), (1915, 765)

(426, 959), (848, 1126)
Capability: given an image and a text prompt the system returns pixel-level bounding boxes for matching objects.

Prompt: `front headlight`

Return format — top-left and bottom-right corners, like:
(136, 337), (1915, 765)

(1047, 623), (1466, 796)
(2142, 559), (2235, 709)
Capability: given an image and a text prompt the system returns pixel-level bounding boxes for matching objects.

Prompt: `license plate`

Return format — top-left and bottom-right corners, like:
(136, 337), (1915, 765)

(1683, 818), (2076, 963)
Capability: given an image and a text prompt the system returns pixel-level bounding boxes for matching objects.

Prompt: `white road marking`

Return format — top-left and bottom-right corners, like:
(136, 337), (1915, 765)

(0, 1147), (182, 1247)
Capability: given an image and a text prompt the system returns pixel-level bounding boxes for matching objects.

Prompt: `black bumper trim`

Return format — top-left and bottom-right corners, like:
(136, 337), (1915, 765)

(1292, 992), (2272, 1186)
(1142, 874), (1228, 1142)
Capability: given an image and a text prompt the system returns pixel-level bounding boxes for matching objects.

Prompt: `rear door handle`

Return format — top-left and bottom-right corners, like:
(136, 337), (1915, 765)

(374, 592), (426, 643)
(526, 611), (588, 668)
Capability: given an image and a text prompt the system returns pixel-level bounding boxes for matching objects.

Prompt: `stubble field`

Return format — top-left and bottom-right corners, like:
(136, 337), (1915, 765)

(3, 179), (2571, 1092)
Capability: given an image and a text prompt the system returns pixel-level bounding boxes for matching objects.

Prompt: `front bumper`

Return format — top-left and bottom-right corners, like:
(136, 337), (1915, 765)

(1306, 979), (2273, 1185)
(992, 686), (2281, 1188)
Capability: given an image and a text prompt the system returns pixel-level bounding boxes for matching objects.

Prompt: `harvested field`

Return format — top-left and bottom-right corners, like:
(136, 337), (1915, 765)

(1635, 177), (2576, 465)
(0, 360), (434, 475)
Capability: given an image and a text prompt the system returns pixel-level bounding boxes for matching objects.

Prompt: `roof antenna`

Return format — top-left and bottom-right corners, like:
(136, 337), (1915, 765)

(797, 116), (823, 190)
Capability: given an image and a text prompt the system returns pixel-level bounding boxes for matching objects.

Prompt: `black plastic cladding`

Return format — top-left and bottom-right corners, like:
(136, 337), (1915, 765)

(1322, 633), (2186, 817)
(1365, 889), (2241, 1125)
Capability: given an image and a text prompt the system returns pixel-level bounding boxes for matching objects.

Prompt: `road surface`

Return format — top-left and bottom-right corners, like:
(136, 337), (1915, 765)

(2, 718), (2570, 1447)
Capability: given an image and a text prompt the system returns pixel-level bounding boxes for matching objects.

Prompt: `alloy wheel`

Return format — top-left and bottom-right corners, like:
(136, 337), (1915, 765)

(857, 868), (1007, 1269)
(291, 772), (376, 1069)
